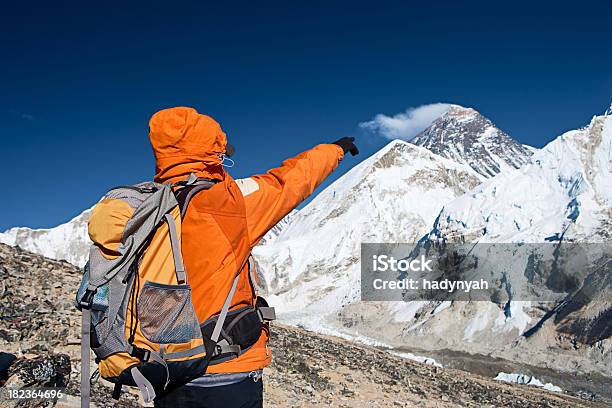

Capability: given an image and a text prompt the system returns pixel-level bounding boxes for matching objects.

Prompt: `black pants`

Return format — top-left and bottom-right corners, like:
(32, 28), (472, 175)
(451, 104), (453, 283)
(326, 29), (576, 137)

(154, 377), (263, 408)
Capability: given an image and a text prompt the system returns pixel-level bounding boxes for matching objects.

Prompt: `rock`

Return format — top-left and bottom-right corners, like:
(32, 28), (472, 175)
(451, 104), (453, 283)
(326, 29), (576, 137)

(4, 354), (71, 389)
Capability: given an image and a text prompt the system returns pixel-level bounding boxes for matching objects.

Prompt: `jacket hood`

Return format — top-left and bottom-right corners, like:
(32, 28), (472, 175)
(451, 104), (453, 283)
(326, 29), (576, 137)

(149, 106), (227, 183)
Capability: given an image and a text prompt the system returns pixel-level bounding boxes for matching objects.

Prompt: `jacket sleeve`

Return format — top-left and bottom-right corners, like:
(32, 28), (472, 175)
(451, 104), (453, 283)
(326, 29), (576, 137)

(236, 143), (344, 246)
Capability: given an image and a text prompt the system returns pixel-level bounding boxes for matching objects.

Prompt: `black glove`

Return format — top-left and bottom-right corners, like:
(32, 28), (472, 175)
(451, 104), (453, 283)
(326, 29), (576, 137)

(332, 137), (359, 156)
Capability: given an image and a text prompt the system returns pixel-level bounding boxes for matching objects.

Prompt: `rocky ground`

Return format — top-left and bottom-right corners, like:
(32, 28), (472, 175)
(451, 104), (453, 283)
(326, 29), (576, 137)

(1, 243), (609, 407)
(264, 325), (608, 408)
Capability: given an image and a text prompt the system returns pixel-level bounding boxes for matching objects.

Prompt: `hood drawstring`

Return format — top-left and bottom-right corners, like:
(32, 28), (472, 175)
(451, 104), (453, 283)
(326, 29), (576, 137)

(220, 154), (235, 168)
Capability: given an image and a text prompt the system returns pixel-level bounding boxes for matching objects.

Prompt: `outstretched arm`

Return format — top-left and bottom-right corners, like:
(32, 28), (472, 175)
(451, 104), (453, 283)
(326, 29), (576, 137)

(237, 143), (348, 246)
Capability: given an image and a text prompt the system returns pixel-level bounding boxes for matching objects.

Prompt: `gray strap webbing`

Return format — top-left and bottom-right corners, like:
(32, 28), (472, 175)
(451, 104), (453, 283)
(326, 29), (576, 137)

(248, 256), (257, 295)
(148, 350), (170, 389)
(90, 185), (179, 288)
(80, 309), (91, 408)
(161, 344), (206, 360)
(164, 213), (186, 284)
(211, 274), (240, 344)
(127, 346), (170, 389)
(258, 307), (276, 321)
(130, 367), (156, 403)
(180, 181), (215, 218)
(185, 173), (198, 185)
(245, 255), (275, 321)
(223, 308), (253, 335)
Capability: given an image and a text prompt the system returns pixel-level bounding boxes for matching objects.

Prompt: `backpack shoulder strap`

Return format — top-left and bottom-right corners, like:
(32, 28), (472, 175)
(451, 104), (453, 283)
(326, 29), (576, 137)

(174, 178), (216, 218)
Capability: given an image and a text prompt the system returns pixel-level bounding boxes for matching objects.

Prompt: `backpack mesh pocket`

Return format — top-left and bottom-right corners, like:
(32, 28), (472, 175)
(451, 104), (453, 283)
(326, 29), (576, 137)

(76, 259), (111, 347)
(137, 281), (200, 344)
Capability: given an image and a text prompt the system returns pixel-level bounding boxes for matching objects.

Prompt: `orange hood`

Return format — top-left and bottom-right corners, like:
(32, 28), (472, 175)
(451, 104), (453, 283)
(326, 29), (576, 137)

(149, 107), (228, 183)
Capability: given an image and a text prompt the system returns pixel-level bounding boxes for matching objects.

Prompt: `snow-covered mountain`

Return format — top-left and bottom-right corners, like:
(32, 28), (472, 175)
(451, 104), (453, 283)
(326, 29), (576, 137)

(412, 105), (534, 178)
(418, 111), (612, 358)
(257, 210), (298, 246)
(253, 108), (612, 377)
(0, 209), (92, 267)
(430, 112), (611, 244)
(253, 139), (482, 319)
(252, 105), (538, 331)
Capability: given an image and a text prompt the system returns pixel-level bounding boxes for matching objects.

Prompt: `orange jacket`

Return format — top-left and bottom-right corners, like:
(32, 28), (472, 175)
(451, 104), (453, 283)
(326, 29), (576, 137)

(148, 106), (344, 373)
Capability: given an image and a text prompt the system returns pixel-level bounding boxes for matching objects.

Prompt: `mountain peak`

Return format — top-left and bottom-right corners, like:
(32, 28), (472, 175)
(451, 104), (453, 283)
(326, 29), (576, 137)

(412, 105), (534, 178)
(428, 113), (612, 244)
(446, 104), (478, 116)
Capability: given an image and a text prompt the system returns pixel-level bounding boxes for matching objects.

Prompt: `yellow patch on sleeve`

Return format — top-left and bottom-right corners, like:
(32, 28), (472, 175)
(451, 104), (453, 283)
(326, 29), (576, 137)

(88, 198), (134, 259)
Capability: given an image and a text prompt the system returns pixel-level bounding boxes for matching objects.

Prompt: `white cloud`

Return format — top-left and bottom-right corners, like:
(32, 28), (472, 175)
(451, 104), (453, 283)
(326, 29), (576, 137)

(360, 103), (452, 140)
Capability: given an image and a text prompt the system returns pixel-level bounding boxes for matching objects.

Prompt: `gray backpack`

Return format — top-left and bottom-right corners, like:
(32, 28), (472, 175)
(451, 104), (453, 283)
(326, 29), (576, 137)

(76, 177), (275, 406)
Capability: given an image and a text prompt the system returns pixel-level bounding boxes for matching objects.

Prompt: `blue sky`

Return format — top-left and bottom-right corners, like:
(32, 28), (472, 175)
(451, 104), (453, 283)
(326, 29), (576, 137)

(1, 1), (611, 230)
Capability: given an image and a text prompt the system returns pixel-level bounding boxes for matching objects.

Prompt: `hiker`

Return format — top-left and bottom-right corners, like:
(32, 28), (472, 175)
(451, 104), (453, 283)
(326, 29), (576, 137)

(151, 107), (358, 407)
(81, 106), (358, 408)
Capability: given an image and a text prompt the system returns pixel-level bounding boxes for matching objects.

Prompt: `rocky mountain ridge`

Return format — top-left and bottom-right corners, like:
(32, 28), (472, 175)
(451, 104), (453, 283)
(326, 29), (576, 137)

(412, 105), (534, 178)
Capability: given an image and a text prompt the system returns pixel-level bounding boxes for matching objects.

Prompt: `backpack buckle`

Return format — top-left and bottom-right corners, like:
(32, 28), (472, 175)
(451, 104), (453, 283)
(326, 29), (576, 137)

(257, 306), (276, 322)
(129, 346), (151, 362)
(79, 289), (97, 309)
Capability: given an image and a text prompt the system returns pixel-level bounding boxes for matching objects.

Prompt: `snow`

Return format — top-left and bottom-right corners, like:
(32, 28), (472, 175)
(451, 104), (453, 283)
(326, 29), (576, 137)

(412, 105), (534, 179)
(253, 139), (483, 333)
(389, 301), (428, 322)
(256, 108), (612, 359)
(493, 301), (531, 335)
(430, 114), (612, 244)
(495, 372), (563, 393)
(389, 350), (443, 367)
(432, 300), (452, 316)
(257, 210), (298, 245)
(0, 208), (93, 267)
